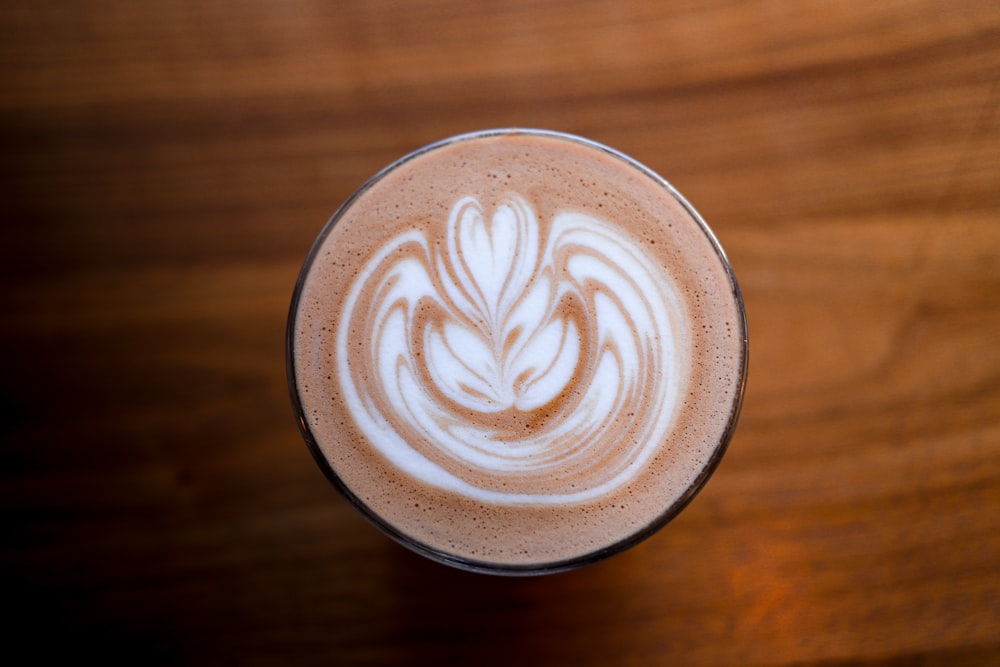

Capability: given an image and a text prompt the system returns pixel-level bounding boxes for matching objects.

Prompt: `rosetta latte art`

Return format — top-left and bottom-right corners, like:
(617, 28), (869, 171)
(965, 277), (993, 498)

(337, 194), (688, 504)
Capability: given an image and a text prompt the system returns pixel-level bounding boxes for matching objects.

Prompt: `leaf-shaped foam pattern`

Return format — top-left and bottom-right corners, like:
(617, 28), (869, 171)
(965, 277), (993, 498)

(337, 196), (687, 504)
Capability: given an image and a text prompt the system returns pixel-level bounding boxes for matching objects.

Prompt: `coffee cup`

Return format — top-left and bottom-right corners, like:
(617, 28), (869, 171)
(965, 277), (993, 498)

(287, 129), (747, 574)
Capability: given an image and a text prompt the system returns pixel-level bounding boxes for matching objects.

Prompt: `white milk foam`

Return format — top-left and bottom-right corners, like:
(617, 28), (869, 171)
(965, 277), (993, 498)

(337, 193), (688, 504)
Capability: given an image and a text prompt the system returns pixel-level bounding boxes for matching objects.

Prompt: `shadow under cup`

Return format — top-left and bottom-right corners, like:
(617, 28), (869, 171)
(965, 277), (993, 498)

(287, 129), (748, 575)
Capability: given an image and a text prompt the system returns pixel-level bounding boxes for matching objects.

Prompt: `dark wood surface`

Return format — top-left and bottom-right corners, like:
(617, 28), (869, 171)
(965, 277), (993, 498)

(3, 1), (999, 664)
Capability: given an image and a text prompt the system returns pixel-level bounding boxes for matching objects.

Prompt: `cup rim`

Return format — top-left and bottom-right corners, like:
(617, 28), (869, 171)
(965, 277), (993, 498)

(286, 128), (748, 575)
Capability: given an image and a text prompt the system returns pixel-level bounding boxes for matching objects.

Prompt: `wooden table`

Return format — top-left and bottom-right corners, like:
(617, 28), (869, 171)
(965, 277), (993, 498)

(3, 1), (998, 664)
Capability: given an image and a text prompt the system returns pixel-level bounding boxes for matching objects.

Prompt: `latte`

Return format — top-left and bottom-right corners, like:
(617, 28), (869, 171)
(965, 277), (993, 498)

(288, 129), (747, 574)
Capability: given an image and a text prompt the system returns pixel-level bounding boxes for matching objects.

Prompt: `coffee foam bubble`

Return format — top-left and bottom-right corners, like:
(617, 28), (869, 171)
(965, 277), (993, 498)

(292, 131), (746, 569)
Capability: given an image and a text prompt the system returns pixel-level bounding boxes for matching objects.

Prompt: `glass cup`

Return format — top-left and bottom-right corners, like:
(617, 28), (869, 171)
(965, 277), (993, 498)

(287, 129), (748, 575)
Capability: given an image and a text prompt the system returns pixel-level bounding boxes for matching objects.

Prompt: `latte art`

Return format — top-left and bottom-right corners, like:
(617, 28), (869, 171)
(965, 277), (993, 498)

(338, 193), (689, 504)
(291, 129), (746, 572)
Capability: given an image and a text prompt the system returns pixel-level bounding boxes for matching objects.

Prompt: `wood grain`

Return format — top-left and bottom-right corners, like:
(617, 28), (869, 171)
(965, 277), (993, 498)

(2, 1), (998, 664)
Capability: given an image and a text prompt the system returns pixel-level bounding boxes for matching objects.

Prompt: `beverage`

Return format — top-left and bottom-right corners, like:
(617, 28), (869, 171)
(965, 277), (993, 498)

(287, 129), (747, 574)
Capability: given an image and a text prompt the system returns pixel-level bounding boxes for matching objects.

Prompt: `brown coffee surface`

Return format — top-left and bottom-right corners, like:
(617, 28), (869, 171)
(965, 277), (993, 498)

(291, 130), (745, 570)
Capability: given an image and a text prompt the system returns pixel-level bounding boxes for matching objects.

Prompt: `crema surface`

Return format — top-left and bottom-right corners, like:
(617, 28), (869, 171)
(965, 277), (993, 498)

(291, 131), (745, 571)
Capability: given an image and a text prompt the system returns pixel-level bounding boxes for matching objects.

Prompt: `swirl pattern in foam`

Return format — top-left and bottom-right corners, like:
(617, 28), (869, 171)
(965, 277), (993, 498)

(337, 193), (689, 504)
